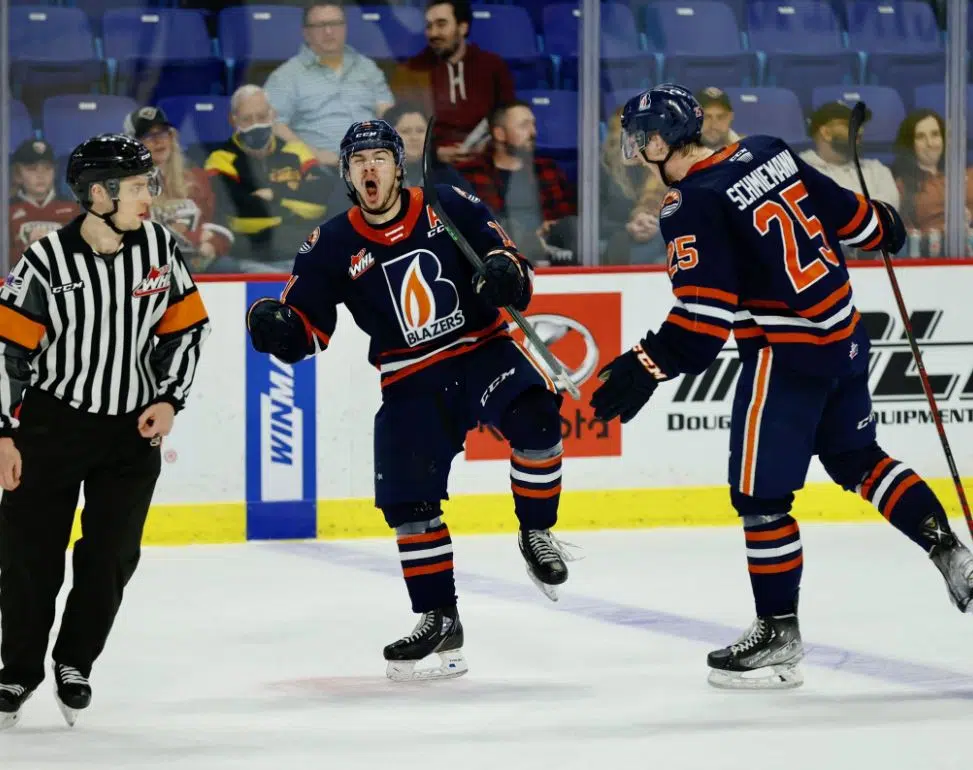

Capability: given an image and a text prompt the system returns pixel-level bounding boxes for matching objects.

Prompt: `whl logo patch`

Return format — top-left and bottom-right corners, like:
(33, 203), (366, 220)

(133, 264), (172, 297)
(348, 248), (374, 280)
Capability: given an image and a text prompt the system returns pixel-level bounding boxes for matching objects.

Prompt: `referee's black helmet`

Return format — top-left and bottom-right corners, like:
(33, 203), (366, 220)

(66, 134), (155, 207)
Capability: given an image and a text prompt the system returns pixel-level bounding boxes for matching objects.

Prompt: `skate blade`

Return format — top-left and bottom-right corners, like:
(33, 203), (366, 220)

(526, 566), (561, 603)
(55, 695), (80, 727)
(707, 664), (803, 690)
(386, 649), (468, 683)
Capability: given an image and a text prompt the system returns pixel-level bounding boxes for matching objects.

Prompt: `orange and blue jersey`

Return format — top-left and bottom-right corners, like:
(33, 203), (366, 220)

(278, 184), (532, 389)
(655, 134), (884, 378)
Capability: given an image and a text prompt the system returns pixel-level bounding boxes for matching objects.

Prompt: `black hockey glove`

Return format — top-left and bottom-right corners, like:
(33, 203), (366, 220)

(247, 298), (311, 364)
(473, 249), (527, 309)
(590, 333), (674, 424)
(872, 200), (906, 255)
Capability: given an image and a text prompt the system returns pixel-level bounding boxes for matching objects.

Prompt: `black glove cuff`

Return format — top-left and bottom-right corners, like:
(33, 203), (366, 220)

(636, 332), (677, 382)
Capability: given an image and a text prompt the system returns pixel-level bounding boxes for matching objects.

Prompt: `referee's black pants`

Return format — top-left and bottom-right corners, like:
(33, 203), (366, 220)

(0, 389), (161, 689)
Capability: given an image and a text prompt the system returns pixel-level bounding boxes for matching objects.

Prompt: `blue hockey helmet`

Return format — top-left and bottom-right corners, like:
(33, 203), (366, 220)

(339, 119), (406, 182)
(620, 84), (704, 163)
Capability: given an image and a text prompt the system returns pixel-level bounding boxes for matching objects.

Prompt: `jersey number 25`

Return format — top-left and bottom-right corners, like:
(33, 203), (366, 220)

(754, 180), (839, 294)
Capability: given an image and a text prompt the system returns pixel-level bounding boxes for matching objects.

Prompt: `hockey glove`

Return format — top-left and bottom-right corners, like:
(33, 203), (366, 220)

(473, 249), (527, 309)
(247, 298), (311, 364)
(873, 200), (906, 255)
(590, 333), (674, 424)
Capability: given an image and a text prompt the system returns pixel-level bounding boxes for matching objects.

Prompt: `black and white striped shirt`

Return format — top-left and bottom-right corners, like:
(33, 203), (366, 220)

(0, 216), (210, 435)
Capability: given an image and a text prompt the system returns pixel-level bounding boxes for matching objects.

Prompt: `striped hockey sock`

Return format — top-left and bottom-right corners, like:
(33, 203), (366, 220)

(510, 445), (562, 530)
(744, 515), (804, 617)
(396, 522), (456, 613)
(858, 457), (953, 550)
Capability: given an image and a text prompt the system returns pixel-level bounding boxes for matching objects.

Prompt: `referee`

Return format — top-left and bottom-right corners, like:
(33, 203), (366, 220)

(0, 134), (210, 729)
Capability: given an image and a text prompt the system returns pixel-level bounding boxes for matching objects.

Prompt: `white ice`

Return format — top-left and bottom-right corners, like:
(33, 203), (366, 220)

(4, 522), (973, 769)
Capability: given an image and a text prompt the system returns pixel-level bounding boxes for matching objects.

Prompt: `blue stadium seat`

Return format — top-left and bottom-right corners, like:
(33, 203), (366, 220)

(644, 1), (757, 90)
(544, 3), (648, 90)
(42, 95), (139, 158)
(846, 1), (944, 93)
(218, 6), (303, 92)
(913, 83), (973, 144)
(9, 7), (101, 103)
(103, 9), (224, 101)
(636, 0), (750, 30)
(346, 6), (426, 61)
(73, 0), (157, 35)
(157, 96), (232, 149)
(722, 87), (809, 149)
(469, 5), (551, 89)
(10, 101), (36, 151)
(521, 91), (578, 155)
(749, 1), (859, 111)
(810, 85), (905, 156)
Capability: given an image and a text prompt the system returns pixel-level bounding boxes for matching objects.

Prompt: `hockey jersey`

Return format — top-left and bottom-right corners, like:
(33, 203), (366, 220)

(8, 191), (80, 266)
(655, 135), (883, 379)
(280, 184), (532, 388)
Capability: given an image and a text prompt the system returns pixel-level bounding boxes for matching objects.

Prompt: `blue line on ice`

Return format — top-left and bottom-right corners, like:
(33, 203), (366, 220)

(272, 540), (973, 694)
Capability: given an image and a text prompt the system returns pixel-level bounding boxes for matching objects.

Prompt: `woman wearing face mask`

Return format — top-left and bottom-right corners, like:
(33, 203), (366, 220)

(123, 107), (233, 273)
(892, 109), (973, 245)
(204, 85), (338, 271)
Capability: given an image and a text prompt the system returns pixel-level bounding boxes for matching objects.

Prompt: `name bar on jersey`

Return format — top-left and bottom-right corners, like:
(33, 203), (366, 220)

(726, 150), (799, 211)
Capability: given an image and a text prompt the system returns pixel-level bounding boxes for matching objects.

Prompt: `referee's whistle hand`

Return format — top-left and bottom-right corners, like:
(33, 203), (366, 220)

(138, 402), (175, 442)
(0, 438), (22, 491)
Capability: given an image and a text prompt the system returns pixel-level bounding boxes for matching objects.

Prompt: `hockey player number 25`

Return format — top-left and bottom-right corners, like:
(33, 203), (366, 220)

(754, 180), (840, 293)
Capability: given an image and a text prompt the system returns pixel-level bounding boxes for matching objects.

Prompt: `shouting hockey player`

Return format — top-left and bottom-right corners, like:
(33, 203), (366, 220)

(590, 84), (973, 689)
(247, 120), (570, 681)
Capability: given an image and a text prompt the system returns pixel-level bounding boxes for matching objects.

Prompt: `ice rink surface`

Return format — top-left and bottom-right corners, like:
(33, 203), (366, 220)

(4, 522), (973, 769)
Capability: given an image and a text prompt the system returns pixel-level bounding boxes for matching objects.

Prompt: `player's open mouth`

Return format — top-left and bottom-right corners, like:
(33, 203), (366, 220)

(364, 180), (378, 200)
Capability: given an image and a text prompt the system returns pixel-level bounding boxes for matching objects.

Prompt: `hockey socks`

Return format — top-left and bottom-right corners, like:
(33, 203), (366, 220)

(395, 521), (456, 613)
(858, 456), (954, 550)
(743, 514), (803, 617)
(510, 445), (562, 530)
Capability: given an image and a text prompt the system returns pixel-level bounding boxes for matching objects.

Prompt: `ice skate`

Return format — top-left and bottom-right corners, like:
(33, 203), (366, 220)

(707, 614), (804, 690)
(518, 528), (574, 601)
(53, 664), (91, 727)
(0, 684), (33, 731)
(383, 606), (468, 682)
(929, 531), (973, 613)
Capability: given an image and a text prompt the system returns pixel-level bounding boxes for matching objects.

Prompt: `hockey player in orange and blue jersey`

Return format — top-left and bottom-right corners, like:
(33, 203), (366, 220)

(591, 84), (973, 690)
(246, 120), (571, 682)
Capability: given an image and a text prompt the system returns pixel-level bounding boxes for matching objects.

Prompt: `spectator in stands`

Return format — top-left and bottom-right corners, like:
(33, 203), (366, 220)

(799, 101), (899, 209)
(458, 100), (578, 265)
(385, 102), (474, 190)
(123, 106), (234, 273)
(205, 85), (337, 269)
(598, 108), (666, 265)
(892, 109), (973, 238)
(264, 0), (394, 168)
(391, 0), (515, 164)
(8, 139), (80, 266)
(696, 87), (742, 150)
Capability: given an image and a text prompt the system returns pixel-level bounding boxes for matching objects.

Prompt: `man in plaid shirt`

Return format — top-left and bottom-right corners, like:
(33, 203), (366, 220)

(457, 101), (578, 265)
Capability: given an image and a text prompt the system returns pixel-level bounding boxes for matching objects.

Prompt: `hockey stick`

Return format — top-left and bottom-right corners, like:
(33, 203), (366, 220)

(420, 117), (582, 400)
(848, 100), (973, 534)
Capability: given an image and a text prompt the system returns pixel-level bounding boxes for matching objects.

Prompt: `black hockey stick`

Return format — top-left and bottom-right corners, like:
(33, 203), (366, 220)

(420, 117), (582, 400)
(848, 101), (973, 535)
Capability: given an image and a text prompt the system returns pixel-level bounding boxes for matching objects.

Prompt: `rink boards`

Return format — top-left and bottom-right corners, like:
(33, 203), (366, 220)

(111, 263), (973, 545)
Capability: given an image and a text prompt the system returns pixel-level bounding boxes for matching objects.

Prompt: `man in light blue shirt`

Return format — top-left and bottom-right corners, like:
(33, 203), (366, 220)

(265, 1), (394, 168)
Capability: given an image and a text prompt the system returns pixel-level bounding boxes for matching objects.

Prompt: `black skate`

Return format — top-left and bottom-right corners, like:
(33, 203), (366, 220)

(707, 614), (804, 690)
(383, 606), (467, 682)
(0, 683), (34, 731)
(53, 663), (91, 727)
(929, 531), (973, 612)
(518, 529), (572, 602)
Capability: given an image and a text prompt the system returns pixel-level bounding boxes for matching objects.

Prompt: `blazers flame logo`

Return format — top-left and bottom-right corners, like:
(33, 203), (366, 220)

(382, 249), (465, 346)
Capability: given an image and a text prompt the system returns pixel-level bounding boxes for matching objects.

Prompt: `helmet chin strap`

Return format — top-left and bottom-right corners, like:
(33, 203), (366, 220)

(643, 146), (678, 187)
